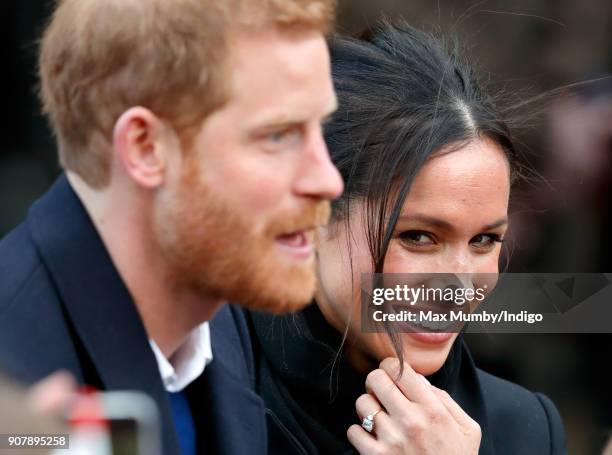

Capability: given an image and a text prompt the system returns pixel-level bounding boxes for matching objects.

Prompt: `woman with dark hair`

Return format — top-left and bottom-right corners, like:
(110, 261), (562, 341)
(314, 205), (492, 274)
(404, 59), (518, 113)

(248, 22), (566, 455)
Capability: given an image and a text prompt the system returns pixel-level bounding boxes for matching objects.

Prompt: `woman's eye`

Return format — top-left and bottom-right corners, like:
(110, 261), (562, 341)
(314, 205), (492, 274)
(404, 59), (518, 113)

(470, 233), (504, 250)
(398, 231), (436, 246)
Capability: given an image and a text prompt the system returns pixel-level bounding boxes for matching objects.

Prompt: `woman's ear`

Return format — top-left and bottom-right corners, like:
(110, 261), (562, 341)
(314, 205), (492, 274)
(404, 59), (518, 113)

(113, 107), (175, 189)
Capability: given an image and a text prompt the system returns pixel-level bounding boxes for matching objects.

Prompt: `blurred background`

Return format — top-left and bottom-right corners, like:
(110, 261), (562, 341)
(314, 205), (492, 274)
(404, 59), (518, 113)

(1, 0), (611, 453)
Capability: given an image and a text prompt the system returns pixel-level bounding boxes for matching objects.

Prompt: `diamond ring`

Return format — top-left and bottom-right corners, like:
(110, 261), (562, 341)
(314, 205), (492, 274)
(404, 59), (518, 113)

(361, 409), (382, 433)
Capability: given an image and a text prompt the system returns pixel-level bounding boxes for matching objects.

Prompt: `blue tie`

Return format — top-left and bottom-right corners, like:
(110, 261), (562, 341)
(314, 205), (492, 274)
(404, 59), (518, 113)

(167, 391), (196, 455)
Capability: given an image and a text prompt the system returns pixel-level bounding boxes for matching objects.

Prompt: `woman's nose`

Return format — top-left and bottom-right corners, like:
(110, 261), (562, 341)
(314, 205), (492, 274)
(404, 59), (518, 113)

(446, 247), (472, 274)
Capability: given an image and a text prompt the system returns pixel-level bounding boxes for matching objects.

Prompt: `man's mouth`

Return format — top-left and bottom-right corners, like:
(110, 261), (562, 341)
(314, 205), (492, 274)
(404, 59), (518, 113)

(275, 229), (314, 260)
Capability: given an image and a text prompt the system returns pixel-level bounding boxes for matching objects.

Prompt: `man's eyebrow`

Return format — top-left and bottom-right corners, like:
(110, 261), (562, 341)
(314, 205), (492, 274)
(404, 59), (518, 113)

(248, 112), (302, 130)
(397, 214), (508, 231)
(248, 103), (338, 132)
(246, 89), (337, 130)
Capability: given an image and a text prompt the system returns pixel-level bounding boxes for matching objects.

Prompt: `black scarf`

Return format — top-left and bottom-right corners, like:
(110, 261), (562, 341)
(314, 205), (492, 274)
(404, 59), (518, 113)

(250, 304), (495, 454)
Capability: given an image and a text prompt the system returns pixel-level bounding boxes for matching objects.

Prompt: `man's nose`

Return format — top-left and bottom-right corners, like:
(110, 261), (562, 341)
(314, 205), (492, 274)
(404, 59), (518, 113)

(293, 127), (344, 200)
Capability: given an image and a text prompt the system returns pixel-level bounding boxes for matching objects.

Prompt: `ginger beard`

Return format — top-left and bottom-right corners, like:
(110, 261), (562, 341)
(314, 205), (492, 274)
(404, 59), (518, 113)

(153, 161), (331, 313)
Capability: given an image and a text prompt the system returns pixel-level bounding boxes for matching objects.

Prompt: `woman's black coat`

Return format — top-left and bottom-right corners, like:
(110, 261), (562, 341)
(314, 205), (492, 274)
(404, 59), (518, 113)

(246, 305), (567, 455)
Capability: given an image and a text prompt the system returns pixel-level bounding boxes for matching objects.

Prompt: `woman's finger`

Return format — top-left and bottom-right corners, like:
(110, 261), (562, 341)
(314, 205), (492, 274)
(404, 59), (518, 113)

(355, 393), (400, 441)
(355, 393), (384, 421)
(364, 368), (413, 416)
(430, 386), (478, 428)
(379, 357), (439, 408)
(347, 424), (379, 455)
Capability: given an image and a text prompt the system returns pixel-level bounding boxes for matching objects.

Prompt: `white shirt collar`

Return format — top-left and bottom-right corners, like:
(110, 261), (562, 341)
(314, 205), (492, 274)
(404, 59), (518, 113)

(149, 322), (213, 393)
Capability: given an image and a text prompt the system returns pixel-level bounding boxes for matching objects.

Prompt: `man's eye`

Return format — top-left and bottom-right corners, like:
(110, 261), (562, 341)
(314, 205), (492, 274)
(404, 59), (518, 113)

(266, 128), (301, 145)
(470, 233), (504, 249)
(398, 230), (436, 246)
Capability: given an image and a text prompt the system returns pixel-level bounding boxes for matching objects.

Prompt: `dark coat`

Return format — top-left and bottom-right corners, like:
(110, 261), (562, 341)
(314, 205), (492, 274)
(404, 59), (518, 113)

(0, 175), (267, 455)
(247, 306), (567, 455)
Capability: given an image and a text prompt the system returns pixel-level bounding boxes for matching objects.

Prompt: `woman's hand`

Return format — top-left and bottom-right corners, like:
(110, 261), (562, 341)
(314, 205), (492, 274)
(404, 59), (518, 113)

(347, 358), (481, 455)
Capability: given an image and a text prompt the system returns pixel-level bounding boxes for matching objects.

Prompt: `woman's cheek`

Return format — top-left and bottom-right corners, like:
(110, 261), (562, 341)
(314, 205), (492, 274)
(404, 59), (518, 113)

(475, 249), (502, 274)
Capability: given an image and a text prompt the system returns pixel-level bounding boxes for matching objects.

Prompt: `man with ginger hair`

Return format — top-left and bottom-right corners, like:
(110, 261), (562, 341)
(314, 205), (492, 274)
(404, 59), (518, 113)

(0, 0), (342, 453)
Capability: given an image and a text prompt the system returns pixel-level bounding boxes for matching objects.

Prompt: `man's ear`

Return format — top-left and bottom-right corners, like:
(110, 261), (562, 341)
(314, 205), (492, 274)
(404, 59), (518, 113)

(113, 107), (176, 188)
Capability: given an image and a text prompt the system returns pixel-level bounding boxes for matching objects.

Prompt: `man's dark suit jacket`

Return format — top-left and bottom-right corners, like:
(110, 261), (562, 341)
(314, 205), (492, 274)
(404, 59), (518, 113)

(0, 175), (267, 455)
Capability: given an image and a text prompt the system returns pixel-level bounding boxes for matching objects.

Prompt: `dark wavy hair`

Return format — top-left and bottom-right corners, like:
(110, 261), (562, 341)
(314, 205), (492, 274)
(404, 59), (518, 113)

(322, 20), (520, 367)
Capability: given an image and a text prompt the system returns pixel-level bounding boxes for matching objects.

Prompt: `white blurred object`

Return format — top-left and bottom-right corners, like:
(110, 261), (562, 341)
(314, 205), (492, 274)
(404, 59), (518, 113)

(51, 390), (161, 455)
